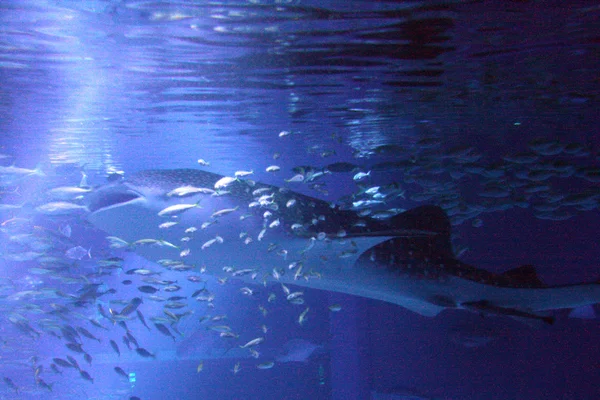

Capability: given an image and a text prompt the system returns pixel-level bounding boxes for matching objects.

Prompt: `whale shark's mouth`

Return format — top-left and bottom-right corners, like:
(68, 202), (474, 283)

(86, 185), (143, 214)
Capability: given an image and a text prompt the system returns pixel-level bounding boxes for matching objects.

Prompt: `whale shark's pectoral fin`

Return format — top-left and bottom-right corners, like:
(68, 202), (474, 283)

(395, 298), (446, 317)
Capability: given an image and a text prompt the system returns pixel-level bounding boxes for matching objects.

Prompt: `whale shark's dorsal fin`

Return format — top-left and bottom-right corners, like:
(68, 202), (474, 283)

(386, 205), (452, 237)
(355, 206), (454, 269)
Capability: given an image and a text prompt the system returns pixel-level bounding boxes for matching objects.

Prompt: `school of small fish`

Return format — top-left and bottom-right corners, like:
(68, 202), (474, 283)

(0, 134), (599, 397)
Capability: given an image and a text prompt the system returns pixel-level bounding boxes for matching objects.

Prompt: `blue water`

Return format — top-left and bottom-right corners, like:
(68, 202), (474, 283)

(0, 1), (599, 399)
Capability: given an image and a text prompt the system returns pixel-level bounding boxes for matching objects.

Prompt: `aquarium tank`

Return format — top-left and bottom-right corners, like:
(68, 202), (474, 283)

(0, 1), (598, 399)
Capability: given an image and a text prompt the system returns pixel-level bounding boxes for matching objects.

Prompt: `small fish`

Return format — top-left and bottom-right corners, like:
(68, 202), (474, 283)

(155, 323), (177, 342)
(66, 342), (84, 353)
(286, 199), (297, 208)
(110, 340), (120, 357)
(234, 170), (253, 177)
(233, 362), (241, 374)
(35, 201), (88, 216)
(106, 236), (130, 249)
(266, 165), (280, 173)
(211, 206), (239, 218)
(231, 268), (256, 277)
(257, 361), (275, 370)
(115, 366), (128, 378)
(138, 285), (160, 294)
(201, 235), (223, 250)
(207, 325), (231, 333)
(79, 370), (94, 383)
(127, 331), (140, 348)
(287, 292), (304, 301)
(285, 175), (304, 183)
(67, 356), (80, 371)
(65, 246), (91, 260)
(158, 202), (201, 217)
(197, 159), (210, 166)
(220, 331), (239, 339)
(48, 186), (92, 200)
(364, 186), (380, 195)
(258, 228), (267, 241)
(137, 310), (151, 330)
(132, 239), (179, 248)
(159, 221), (179, 229)
(328, 304), (342, 312)
(167, 185), (214, 197)
(119, 297), (143, 316)
(76, 327), (101, 342)
(214, 176), (237, 189)
(353, 171), (370, 181)
(201, 221), (216, 229)
(240, 337), (264, 349)
(36, 377), (52, 391)
(298, 307), (310, 326)
(352, 199), (384, 209)
(135, 347), (156, 358)
(197, 361), (204, 373)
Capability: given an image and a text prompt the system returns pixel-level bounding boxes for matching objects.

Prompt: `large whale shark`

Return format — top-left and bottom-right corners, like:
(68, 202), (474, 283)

(86, 169), (600, 322)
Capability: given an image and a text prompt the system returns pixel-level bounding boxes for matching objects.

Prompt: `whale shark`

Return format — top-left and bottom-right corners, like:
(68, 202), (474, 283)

(85, 169), (600, 322)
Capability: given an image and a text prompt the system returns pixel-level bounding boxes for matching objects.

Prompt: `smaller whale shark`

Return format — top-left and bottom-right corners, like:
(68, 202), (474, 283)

(85, 169), (600, 323)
